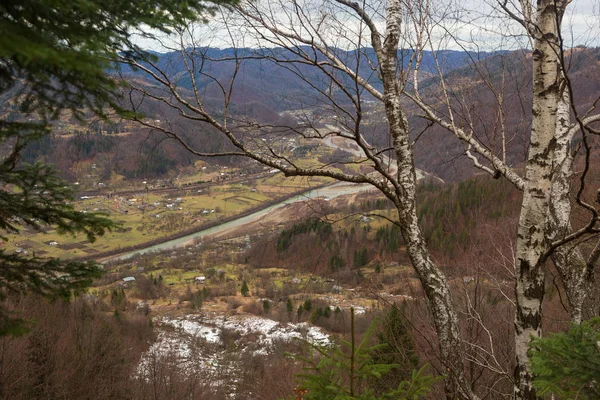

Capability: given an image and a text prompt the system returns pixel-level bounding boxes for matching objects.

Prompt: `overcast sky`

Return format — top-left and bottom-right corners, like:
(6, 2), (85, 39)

(133, 0), (600, 52)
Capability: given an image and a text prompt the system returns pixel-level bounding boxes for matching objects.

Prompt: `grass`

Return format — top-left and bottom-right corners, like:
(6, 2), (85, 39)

(9, 180), (311, 259)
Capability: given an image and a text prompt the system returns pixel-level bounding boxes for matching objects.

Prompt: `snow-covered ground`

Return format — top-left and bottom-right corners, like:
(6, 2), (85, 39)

(160, 313), (330, 350)
(138, 313), (330, 379)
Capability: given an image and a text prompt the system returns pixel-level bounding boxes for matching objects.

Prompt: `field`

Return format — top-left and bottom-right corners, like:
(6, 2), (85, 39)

(6, 173), (330, 260)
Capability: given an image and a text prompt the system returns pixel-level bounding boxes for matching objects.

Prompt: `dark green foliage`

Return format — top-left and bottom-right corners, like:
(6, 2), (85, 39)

(310, 307), (323, 324)
(292, 144), (319, 157)
(303, 299), (313, 312)
(353, 246), (369, 269)
(328, 254), (346, 272)
(262, 299), (271, 314)
(277, 218), (332, 252)
(357, 199), (394, 213)
(241, 280), (249, 297)
(290, 309), (438, 399)
(0, 0), (230, 126)
(371, 304), (420, 393)
(0, 159), (114, 335)
(416, 177), (516, 256)
(0, 162), (114, 241)
(0, 0), (236, 335)
(110, 288), (126, 309)
(530, 318), (600, 399)
(188, 287), (210, 310)
(375, 224), (401, 254)
(134, 146), (179, 178)
(286, 298), (294, 314)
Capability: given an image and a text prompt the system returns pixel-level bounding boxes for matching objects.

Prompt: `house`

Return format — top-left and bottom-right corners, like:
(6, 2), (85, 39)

(122, 276), (136, 283)
(195, 276), (206, 283)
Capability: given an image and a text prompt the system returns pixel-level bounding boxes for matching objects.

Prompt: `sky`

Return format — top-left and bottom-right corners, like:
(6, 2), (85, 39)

(132, 0), (600, 52)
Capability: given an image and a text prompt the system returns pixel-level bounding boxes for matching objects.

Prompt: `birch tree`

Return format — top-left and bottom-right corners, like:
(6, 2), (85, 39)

(408, 1), (600, 397)
(119, 0), (600, 398)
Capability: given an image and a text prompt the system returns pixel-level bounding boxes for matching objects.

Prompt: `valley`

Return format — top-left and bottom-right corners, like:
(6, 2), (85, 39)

(2, 4), (599, 396)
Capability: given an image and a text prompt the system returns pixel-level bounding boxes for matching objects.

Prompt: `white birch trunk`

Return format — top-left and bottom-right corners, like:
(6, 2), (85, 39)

(380, 2), (477, 398)
(546, 86), (599, 324)
(514, 1), (565, 398)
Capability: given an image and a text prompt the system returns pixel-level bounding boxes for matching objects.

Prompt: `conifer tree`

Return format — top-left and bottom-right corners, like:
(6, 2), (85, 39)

(241, 280), (249, 297)
(530, 318), (600, 399)
(0, 0), (236, 335)
(371, 304), (419, 393)
(292, 309), (437, 399)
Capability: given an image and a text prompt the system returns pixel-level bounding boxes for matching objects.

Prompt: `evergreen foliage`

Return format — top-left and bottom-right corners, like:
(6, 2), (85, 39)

(290, 309), (438, 399)
(374, 224), (401, 254)
(0, 0), (236, 335)
(0, 160), (114, 335)
(277, 218), (332, 252)
(416, 177), (515, 256)
(241, 280), (249, 297)
(353, 246), (369, 269)
(262, 299), (271, 314)
(303, 299), (313, 312)
(370, 304), (420, 392)
(530, 318), (600, 399)
(0, 0), (231, 127)
(328, 254), (346, 272)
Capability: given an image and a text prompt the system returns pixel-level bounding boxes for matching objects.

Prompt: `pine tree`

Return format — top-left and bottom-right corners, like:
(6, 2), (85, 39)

(370, 304), (420, 393)
(303, 299), (312, 312)
(292, 308), (438, 399)
(262, 299), (271, 314)
(0, 0), (236, 336)
(530, 318), (600, 399)
(241, 280), (249, 297)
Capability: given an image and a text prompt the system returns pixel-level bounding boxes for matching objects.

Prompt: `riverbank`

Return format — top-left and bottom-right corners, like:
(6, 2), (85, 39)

(86, 182), (334, 264)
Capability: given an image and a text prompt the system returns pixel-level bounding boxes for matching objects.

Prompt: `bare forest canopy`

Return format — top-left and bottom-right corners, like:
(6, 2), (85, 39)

(15, 46), (600, 183)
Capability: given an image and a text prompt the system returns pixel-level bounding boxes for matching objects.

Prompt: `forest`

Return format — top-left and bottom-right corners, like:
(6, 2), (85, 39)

(1, 0), (600, 399)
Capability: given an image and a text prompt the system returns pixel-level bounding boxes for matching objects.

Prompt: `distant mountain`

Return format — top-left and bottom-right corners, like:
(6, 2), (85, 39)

(19, 46), (600, 183)
(120, 47), (503, 115)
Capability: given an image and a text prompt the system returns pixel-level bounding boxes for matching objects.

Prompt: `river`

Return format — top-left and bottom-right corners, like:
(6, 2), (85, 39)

(106, 181), (375, 262)
(106, 126), (441, 262)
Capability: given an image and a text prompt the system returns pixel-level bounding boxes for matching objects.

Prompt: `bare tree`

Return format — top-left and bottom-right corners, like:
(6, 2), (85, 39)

(407, 1), (600, 397)
(119, 0), (600, 398)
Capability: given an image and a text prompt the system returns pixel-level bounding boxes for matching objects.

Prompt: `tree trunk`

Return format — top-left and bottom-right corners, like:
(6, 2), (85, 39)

(379, 3), (476, 398)
(548, 87), (600, 322)
(513, 1), (565, 398)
